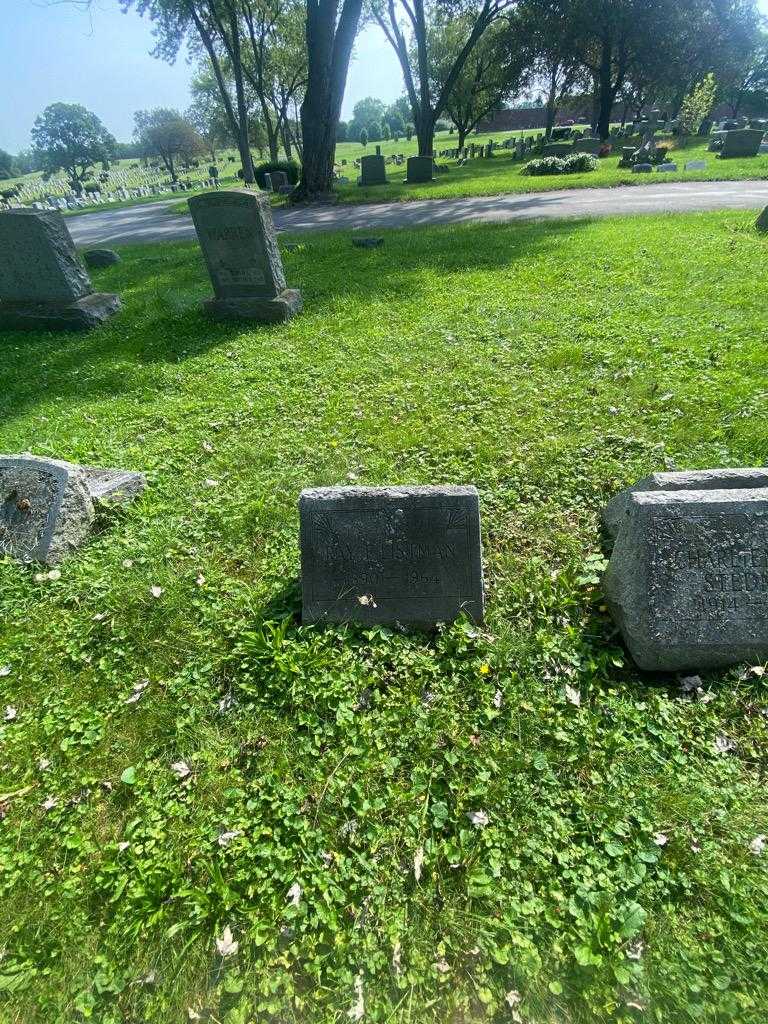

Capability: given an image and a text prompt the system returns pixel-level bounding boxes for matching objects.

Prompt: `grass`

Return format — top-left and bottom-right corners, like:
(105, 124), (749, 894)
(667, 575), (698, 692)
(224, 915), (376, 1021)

(2, 211), (768, 1023)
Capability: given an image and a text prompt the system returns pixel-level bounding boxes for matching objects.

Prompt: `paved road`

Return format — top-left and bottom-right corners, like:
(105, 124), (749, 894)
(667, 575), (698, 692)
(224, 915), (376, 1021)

(67, 180), (768, 247)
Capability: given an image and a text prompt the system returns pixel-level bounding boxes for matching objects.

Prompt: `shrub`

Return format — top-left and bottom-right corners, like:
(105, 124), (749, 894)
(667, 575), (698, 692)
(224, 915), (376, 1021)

(253, 159), (300, 189)
(523, 153), (597, 176)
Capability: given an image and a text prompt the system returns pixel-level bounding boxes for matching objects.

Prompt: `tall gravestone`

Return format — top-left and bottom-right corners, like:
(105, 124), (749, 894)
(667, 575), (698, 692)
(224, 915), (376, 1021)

(603, 469), (768, 670)
(0, 454), (145, 564)
(0, 209), (120, 331)
(405, 156), (434, 184)
(299, 485), (484, 626)
(359, 154), (387, 186)
(720, 128), (763, 158)
(188, 190), (302, 322)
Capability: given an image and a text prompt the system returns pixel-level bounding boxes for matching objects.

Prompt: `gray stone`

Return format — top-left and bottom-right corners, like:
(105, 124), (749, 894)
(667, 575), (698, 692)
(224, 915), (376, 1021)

(603, 468), (768, 540)
(0, 454), (145, 564)
(188, 190), (302, 323)
(656, 163), (678, 172)
(405, 156), (434, 184)
(0, 209), (120, 332)
(299, 485), (484, 627)
(270, 171), (290, 190)
(263, 173), (273, 191)
(603, 487), (768, 671)
(83, 248), (121, 268)
(719, 128), (763, 158)
(756, 206), (768, 232)
(543, 143), (572, 157)
(572, 137), (603, 154)
(352, 237), (384, 248)
(684, 160), (708, 171)
(632, 163), (653, 173)
(359, 154), (387, 186)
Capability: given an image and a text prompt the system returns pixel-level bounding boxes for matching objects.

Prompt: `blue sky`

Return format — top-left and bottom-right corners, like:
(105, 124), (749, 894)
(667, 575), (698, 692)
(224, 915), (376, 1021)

(2, 0), (767, 154)
(0, 0), (403, 153)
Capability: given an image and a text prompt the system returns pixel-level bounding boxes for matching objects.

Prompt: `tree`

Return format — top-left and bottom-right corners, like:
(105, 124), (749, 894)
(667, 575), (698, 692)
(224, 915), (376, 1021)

(386, 110), (406, 135)
(121, 0), (256, 183)
(30, 103), (115, 186)
(359, 126), (369, 146)
(720, 27), (768, 116)
(0, 149), (16, 179)
(134, 108), (207, 179)
(515, 0), (584, 137)
(381, 121), (391, 139)
(430, 17), (529, 148)
(187, 69), (234, 158)
(373, 0), (512, 156)
(336, 119), (348, 140)
(678, 73), (718, 133)
(295, 0), (364, 198)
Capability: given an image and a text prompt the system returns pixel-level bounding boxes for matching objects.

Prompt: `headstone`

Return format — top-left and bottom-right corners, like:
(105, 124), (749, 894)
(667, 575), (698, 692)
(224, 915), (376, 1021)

(684, 160), (707, 171)
(603, 478), (768, 670)
(188, 190), (302, 322)
(0, 210), (121, 331)
(0, 454), (145, 564)
(656, 162), (677, 172)
(719, 129), (763, 158)
(83, 249), (121, 268)
(299, 485), (484, 626)
(543, 143), (572, 157)
(756, 205), (768, 232)
(359, 154), (387, 186)
(632, 163), (653, 173)
(405, 156), (434, 184)
(572, 137), (603, 155)
(270, 170), (290, 190)
(352, 236), (384, 248)
(262, 173), (273, 191)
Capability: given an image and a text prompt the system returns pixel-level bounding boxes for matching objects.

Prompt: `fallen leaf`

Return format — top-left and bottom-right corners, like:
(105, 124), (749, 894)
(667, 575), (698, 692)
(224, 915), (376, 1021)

(565, 684), (581, 707)
(120, 766), (137, 786)
(466, 810), (490, 828)
(215, 925), (238, 957)
(714, 735), (736, 754)
(150, 585), (163, 599)
(653, 832), (669, 846)
(287, 881), (302, 907)
(217, 830), (242, 847)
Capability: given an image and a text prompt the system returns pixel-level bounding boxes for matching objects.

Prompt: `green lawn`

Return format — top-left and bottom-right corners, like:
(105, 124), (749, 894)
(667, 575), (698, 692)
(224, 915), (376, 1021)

(2, 212), (768, 1023)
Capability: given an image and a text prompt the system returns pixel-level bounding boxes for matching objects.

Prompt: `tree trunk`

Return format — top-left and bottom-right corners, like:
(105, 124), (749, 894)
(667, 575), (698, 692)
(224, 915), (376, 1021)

(296, 0), (363, 199)
(227, 10), (255, 183)
(416, 116), (434, 156)
(282, 124), (293, 161)
(266, 121), (280, 163)
(457, 126), (467, 149)
(596, 45), (613, 139)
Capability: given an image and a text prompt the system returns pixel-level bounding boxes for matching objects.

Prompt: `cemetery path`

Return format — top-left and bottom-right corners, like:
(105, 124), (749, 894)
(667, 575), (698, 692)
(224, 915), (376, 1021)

(68, 180), (768, 246)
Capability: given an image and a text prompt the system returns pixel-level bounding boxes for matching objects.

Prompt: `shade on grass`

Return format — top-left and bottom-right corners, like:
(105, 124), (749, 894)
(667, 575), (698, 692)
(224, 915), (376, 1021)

(1, 212), (768, 1023)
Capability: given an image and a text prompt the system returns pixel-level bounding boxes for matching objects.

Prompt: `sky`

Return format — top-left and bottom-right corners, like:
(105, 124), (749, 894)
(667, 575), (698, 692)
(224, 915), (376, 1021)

(0, 0), (404, 154)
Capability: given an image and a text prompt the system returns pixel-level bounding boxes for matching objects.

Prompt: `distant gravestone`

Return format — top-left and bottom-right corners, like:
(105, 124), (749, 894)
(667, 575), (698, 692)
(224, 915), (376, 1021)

(604, 482), (768, 671)
(270, 171), (290, 191)
(299, 485), (484, 626)
(405, 156), (434, 184)
(719, 129), (763, 158)
(359, 154), (387, 186)
(543, 143), (572, 157)
(656, 162), (677, 172)
(0, 454), (145, 564)
(188, 190), (302, 323)
(632, 163), (653, 173)
(684, 160), (708, 171)
(756, 205), (768, 232)
(572, 137), (603, 155)
(262, 173), (273, 191)
(0, 210), (120, 331)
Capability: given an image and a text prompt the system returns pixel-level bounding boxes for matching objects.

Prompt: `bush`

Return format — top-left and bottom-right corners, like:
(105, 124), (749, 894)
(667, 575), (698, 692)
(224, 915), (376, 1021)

(523, 153), (598, 176)
(253, 159), (300, 189)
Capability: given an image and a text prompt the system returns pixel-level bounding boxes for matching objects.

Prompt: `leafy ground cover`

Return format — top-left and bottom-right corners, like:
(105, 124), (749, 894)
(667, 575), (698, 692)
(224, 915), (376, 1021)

(1, 211), (768, 1024)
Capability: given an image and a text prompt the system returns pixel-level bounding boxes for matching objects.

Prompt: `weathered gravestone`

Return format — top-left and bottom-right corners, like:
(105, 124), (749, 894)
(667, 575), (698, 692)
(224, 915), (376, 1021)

(543, 143), (572, 157)
(0, 209), (120, 331)
(188, 190), (302, 322)
(405, 156), (435, 184)
(83, 248), (120, 268)
(603, 469), (768, 670)
(299, 485), (484, 626)
(719, 128), (763, 158)
(756, 205), (768, 232)
(270, 170), (290, 190)
(572, 137), (603, 154)
(632, 163), (653, 173)
(0, 454), (145, 564)
(685, 160), (708, 171)
(359, 154), (387, 186)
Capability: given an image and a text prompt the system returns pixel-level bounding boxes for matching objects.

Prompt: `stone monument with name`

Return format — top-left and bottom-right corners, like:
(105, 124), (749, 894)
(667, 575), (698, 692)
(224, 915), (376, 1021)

(719, 128), (763, 158)
(603, 469), (768, 670)
(188, 190), (302, 322)
(359, 154), (387, 186)
(299, 485), (484, 626)
(0, 454), (145, 564)
(0, 209), (121, 331)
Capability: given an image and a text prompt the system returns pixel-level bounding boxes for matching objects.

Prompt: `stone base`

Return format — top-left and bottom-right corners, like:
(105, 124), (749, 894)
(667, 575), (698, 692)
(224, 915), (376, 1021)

(0, 292), (121, 331)
(756, 206), (768, 232)
(203, 289), (303, 323)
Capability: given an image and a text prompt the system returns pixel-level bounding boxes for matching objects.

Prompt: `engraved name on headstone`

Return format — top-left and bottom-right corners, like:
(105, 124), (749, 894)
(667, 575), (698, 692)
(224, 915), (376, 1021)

(0, 210), (120, 331)
(603, 487), (768, 670)
(299, 485), (484, 626)
(188, 190), (302, 322)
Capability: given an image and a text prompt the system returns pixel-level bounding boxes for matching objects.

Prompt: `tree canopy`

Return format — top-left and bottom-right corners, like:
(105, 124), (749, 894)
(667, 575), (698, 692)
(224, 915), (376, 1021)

(30, 102), (115, 185)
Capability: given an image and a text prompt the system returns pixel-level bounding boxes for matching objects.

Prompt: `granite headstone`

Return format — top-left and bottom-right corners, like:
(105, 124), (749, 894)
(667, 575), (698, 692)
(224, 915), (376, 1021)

(0, 210), (120, 331)
(0, 454), (145, 564)
(299, 485), (484, 626)
(405, 156), (434, 184)
(359, 154), (387, 186)
(188, 190), (302, 322)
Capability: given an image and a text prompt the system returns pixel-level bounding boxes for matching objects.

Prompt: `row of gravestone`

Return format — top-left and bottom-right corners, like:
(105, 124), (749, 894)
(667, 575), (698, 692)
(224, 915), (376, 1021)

(4, 455), (768, 675)
(0, 190), (302, 330)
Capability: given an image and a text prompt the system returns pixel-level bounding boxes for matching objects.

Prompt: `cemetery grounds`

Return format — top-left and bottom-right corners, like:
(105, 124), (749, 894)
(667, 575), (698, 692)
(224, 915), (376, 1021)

(1, 210), (768, 1023)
